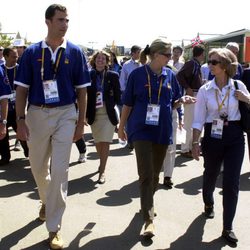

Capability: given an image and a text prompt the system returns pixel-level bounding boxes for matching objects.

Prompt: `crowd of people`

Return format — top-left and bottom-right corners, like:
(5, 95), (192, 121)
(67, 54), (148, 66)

(1, 3), (250, 249)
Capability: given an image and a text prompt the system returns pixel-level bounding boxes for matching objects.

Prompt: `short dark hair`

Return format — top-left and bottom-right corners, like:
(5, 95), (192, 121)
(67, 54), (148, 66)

(3, 47), (16, 57)
(45, 4), (67, 20)
(130, 45), (141, 54)
(173, 45), (183, 54)
(192, 44), (205, 57)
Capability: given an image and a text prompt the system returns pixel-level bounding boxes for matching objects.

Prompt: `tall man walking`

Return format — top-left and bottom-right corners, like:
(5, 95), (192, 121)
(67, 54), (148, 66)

(15, 4), (90, 249)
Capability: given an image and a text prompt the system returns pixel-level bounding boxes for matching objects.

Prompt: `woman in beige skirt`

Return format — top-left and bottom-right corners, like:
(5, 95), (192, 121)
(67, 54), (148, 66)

(86, 50), (121, 184)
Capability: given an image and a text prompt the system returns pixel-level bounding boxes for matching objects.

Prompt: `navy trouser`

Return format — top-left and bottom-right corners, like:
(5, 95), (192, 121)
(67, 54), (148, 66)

(75, 137), (86, 154)
(201, 121), (244, 230)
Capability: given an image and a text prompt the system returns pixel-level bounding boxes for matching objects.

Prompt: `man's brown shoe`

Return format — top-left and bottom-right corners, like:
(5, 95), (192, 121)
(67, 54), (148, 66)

(143, 220), (155, 238)
(39, 203), (46, 221)
(49, 232), (64, 249)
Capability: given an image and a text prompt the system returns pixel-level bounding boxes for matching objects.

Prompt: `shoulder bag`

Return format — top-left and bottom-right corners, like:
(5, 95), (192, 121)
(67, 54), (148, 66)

(234, 80), (250, 133)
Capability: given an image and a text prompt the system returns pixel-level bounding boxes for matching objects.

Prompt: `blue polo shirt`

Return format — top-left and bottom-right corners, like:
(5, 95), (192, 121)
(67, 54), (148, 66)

(14, 40), (91, 106)
(0, 64), (18, 91)
(0, 67), (11, 100)
(123, 65), (181, 145)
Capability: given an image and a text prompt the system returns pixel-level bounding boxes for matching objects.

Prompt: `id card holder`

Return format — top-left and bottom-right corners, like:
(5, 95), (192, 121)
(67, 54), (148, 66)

(211, 118), (224, 139)
(43, 80), (60, 104)
(96, 91), (103, 108)
(10, 90), (16, 103)
(145, 104), (160, 125)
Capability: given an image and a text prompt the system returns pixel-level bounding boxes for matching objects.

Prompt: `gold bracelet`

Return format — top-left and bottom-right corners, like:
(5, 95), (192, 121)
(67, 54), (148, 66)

(192, 141), (199, 145)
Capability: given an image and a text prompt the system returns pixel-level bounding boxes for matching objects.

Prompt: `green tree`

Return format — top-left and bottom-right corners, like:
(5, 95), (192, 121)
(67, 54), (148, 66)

(0, 33), (13, 48)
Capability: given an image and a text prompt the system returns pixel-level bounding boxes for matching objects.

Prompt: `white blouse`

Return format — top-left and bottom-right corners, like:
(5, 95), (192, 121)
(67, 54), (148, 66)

(192, 78), (249, 131)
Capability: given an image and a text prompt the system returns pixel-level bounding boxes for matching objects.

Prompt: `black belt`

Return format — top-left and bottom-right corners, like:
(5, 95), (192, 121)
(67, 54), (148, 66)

(205, 121), (240, 126)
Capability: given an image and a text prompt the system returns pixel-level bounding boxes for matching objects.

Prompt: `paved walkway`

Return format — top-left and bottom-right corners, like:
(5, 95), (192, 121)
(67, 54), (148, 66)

(0, 128), (250, 249)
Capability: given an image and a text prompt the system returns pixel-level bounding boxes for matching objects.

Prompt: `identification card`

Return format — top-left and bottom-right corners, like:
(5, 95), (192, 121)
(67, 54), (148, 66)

(96, 91), (103, 108)
(43, 80), (60, 104)
(211, 118), (224, 139)
(145, 104), (160, 125)
(9, 90), (16, 102)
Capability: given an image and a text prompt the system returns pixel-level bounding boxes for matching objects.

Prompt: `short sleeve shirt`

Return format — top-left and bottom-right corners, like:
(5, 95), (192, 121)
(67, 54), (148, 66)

(14, 40), (91, 106)
(0, 67), (11, 100)
(123, 65), (181, 145)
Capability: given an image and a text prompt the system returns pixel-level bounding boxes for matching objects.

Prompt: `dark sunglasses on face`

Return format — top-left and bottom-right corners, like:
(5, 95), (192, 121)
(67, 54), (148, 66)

(160, 52), (172, 58)
(208, 59), (221, 66)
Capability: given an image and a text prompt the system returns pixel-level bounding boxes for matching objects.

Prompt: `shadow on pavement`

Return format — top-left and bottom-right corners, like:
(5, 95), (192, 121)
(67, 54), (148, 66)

(66, 212), (144, 250)
(96, 180), (139, 206)
(157, 214), (235, 250)
(174, 175), (203, 195)
(239, 172), (250, 191)
(0, 158), (36, 198)
(0, 219), (45, 250)
(68, 171), (98, 196)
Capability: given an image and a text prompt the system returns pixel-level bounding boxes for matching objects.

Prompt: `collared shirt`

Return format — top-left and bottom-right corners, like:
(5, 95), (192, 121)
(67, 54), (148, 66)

(123, 65), (181, 145)
(0, 58), (5, 65)
(14, 40), (91, 106)
(192, 78), (249, 131)
(0, 67), (11, 100)
(0, 64), (18, 90)
(119, 58), (140, 91)
(168, 60), (184, 72)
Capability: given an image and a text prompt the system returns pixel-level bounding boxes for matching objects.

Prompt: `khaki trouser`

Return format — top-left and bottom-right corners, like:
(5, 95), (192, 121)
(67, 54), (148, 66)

(26, 104), (77, 232)
(163, 109), (178, 177)
(133, 141), (167, 221)
(181, 103), (195, 153)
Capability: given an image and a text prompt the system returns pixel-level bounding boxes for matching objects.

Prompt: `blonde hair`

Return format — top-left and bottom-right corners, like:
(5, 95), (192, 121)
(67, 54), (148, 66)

(208, 48), (237, 78)
(140, 38), (172, 63)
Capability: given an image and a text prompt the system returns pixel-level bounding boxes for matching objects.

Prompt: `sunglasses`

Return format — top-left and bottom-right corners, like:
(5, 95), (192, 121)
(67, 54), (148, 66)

(160, 52), (172, 58)
(208, 60), (221, 66)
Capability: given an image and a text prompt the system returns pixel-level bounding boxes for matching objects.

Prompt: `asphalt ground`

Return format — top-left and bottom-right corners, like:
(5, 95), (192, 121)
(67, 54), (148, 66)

(0, 127), (250, 250)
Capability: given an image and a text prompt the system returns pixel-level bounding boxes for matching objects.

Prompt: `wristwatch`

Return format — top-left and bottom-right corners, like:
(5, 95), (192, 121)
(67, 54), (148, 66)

(0, 119), (7, 125)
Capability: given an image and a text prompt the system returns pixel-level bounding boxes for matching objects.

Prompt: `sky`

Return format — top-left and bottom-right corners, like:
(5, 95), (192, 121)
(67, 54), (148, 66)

(0, 0), (249, 49)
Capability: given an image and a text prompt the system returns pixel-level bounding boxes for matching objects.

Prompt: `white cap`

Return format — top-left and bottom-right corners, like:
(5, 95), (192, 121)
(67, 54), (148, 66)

(13, 39), (26, 47)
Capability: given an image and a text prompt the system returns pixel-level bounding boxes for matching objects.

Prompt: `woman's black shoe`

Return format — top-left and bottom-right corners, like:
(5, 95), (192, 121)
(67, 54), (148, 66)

(222, 230), (238, 243)
(163, 177), (173, 188)
(204, 205), (214, 218)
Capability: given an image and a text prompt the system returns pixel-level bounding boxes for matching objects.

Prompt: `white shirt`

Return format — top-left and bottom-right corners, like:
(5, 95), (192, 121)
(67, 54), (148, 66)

(192, 78), (249, 131)
(169, 60), (184, 72)
(119, 59), (140, 91)
(201, 63), (210, 81)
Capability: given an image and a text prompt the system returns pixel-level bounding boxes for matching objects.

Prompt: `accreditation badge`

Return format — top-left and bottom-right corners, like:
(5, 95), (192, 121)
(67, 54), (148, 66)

(9, 90), (16, 103)
(43, 80), (60, 104)
(145, 104), (160, 125)
(211, 118), (224, 139)
(96, 91), (104, 108)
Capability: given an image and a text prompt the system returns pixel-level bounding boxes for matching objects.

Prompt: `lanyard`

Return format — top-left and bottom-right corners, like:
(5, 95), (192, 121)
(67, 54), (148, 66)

(41, 47), (63, 81)
(4, 66), (16, 88)
(96, 70), (105, 89)
(145, 65), (163, 104)
(215, 88), (230, 112)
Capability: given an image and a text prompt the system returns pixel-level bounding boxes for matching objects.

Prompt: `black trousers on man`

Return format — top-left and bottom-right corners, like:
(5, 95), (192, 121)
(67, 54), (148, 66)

(0, 109), (29, 161)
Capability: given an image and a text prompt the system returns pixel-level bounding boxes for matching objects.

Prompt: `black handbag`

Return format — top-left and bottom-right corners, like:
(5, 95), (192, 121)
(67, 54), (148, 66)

(234, 80), (250, 133)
